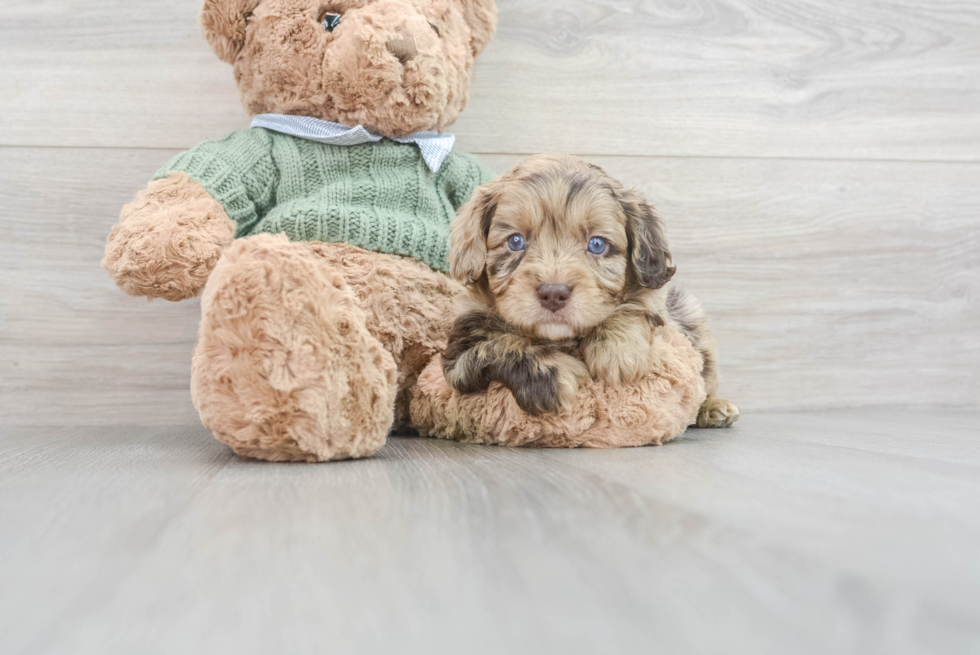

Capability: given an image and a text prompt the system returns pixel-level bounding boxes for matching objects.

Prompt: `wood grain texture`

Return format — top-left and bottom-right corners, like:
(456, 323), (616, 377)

(1, 411), (978, 654)
(2, 0), (978, 159)
(1, 147), (977, 424)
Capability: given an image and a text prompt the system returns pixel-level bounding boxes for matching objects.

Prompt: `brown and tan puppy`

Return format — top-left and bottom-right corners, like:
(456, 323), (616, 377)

(444, 153), (740, 428)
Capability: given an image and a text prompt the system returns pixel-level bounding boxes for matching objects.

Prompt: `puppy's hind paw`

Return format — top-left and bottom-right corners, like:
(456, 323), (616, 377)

(696, 397), (741, 428)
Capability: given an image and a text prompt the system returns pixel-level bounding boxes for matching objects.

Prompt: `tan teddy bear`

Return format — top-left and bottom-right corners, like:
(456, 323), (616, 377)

(103, 0), (498, 462)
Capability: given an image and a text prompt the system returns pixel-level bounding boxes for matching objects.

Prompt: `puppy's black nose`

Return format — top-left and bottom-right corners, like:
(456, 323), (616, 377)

(536, 283), (572, 312)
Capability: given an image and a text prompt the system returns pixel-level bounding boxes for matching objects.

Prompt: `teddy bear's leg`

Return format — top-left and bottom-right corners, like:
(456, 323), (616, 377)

(191, 234), (398, 462)
(302, 242), (465, 430)
(103, 172), (237, 301)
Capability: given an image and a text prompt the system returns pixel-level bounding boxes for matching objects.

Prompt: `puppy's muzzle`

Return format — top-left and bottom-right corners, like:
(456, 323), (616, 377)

(536, 283), (571, 312)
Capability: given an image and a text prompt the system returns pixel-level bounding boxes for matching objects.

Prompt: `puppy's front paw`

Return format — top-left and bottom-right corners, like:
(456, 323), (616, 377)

(696, 397), (741, 428)
(510, 352), (589, 416)
(582, 333), (654, 386)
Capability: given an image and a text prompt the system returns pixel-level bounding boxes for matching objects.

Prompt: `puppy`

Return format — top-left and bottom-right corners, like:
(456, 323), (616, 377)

(444, 153), (740, 427)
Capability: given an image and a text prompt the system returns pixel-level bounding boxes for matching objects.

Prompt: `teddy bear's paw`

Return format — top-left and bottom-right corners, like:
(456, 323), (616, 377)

(696, 397), (741, 428)
(191, 235), (398, 462)
(103, 173), (236, 302)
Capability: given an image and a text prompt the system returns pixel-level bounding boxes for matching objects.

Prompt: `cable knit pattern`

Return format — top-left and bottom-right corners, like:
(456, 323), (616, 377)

(154, 127), (496, 273)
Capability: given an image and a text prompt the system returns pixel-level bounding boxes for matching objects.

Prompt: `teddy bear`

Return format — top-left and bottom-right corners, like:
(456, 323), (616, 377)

(103, 0), (499, 462)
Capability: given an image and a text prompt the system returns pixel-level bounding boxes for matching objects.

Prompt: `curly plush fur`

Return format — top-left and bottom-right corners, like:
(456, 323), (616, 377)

(411, 327), (706, 448)
(103, 173), (236, 301)
(192, 234), (461, 461)
(205, 0), (497, 137)
(193, 236), (398, 461)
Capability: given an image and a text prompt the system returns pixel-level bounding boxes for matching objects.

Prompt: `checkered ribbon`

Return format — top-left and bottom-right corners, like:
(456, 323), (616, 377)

(250, 114), (456, 173)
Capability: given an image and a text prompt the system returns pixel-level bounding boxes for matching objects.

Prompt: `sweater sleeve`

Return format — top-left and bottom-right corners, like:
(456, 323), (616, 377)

(444, 152), (497, 212)
(153, 128), (277, 238)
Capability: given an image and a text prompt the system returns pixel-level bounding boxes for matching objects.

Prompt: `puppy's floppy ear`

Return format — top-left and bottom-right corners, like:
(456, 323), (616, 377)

(455, 0), (498, 56)
(620, 188), (676, 289)
(200, 0), (261, 64)
(450, 184), (497, 285)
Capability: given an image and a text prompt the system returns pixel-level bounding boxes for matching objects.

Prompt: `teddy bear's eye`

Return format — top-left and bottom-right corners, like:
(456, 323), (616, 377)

(318, 10), (341, 32)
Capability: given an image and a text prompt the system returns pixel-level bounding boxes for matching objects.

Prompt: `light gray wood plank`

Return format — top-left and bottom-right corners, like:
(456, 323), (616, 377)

(1, 147), (976, 425)
(0, 425), (234, 654)
(2, 0), (978, 159)
(558, 411), (980, 620)
(1, 411), (978, 654)
(0, 147), (202, 425)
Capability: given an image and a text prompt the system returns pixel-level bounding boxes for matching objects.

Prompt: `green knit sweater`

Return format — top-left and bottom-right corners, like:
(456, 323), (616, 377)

(154, 128), (496, 273)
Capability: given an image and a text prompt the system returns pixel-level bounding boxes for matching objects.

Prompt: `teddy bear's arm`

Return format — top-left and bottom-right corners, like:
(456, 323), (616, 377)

(103, 172), (236, 302)
(103, 129), (278, 301)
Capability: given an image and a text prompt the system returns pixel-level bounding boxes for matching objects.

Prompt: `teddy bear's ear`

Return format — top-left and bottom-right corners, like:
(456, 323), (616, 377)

(456, 0), (498, 56)
(200, 0), (261, 64)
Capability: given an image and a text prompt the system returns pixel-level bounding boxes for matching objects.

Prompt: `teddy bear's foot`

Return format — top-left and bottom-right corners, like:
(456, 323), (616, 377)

(103, 172), (236, 301)
(191, 234), (398, 462)
(696, 396), (741, 428)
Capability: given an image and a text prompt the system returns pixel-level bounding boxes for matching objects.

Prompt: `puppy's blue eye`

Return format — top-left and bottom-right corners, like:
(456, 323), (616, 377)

(319, 11), (341, 32)
(587, 236), (607, 255)
(508, 234), (526, 251)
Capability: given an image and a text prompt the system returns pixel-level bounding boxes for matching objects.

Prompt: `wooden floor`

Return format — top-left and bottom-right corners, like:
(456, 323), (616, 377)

(1, 410), (978, 654)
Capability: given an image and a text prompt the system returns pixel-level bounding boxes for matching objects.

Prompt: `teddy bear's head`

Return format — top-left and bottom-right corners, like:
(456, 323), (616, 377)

(200, 0), (497, 137)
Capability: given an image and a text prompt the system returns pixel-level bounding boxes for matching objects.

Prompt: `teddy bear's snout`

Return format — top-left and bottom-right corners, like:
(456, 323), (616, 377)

(385, 36), (418, 64)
